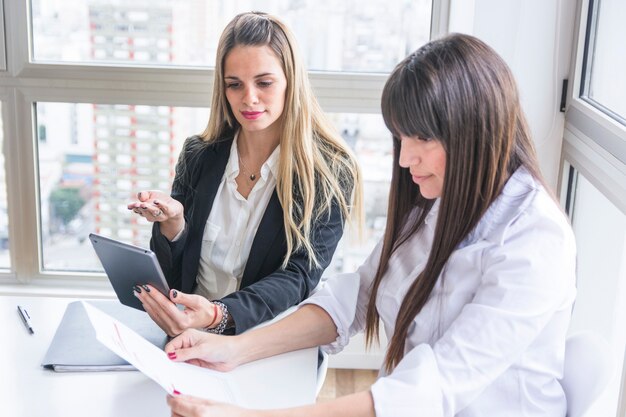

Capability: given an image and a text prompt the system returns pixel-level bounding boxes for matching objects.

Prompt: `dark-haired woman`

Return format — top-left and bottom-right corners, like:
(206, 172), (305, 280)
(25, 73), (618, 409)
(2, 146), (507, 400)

(164, 33), (576, 417)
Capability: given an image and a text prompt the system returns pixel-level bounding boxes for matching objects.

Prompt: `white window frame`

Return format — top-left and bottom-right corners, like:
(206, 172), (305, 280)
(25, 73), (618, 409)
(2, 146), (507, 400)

(560, 0), (626, 214)
(0, 0), (6, 71)
(560, 0), (626, 415)
(0, 1), (443, 294)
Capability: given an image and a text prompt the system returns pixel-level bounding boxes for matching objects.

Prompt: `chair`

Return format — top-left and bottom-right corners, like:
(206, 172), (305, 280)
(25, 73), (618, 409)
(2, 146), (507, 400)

(560, 332), (614, 417)
(316, 349), (329, 396)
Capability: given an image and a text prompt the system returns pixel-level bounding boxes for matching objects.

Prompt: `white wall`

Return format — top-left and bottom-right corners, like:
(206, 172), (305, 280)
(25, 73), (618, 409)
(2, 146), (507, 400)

(449, 0), (577, 189)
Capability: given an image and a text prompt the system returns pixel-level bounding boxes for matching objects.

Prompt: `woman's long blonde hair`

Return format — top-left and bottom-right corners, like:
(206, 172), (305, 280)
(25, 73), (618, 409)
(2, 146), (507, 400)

(200, 11), (362, 268)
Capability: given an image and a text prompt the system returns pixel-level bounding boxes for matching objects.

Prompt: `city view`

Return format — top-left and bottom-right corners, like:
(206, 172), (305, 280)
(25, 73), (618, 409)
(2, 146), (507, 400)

(3, 0), (432, 274)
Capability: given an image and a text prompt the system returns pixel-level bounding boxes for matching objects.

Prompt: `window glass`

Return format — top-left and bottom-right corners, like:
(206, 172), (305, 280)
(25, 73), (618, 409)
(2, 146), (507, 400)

(36, 104), (392, 273)
(326, 113), (392, 275)
(37, 102), (209, 271)
(566, 169), (626, 416)
(0, 102), (9, 268)
(30, 0), (432, 73)
(583, 0), (626, 122)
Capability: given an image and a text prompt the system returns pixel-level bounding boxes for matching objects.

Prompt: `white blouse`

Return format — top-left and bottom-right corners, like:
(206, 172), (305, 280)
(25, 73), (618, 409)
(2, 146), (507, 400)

(302, 167), (577, 417)
(194, 136), (280, 300)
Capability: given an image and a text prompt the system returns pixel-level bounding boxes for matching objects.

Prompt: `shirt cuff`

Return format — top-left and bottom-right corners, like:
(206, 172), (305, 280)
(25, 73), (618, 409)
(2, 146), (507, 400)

(299, 272), (361, 354)
(371, 344), (444, 417)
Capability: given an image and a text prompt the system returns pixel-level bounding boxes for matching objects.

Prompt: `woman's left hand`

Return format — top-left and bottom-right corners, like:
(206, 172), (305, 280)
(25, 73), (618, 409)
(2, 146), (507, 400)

(134, 285), (220, 337)
(167, 394), (252, 417)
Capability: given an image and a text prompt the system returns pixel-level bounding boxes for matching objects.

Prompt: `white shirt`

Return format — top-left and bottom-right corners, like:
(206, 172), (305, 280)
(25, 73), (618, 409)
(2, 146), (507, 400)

(194, 136), (280, 300)
(302, 167), (577, 417)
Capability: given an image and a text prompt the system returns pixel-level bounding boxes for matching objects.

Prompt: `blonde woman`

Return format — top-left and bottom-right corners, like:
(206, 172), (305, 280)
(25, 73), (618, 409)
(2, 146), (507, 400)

(127, 11), (362, 337)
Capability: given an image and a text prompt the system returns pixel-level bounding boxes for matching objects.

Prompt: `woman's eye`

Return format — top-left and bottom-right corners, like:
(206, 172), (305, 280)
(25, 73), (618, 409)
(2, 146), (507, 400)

(226, 83), (241, 89)
(258, 81), (273, 87)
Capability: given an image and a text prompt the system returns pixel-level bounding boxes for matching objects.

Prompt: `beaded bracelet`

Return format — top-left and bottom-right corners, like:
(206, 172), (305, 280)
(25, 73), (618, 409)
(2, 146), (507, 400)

(205, 301), (229, 334)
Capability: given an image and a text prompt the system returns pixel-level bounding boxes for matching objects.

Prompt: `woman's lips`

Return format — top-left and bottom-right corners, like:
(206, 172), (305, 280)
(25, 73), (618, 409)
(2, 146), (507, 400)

(412, 174), (430, 184)
(241, 111), (264, 120)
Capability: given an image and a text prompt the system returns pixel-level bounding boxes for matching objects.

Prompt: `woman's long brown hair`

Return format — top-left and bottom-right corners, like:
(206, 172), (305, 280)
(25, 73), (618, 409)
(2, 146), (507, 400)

(366, 34), (545, 373)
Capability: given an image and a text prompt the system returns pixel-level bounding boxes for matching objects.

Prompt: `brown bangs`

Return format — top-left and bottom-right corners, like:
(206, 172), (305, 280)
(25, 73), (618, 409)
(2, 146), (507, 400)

(381, 54), (441, 142)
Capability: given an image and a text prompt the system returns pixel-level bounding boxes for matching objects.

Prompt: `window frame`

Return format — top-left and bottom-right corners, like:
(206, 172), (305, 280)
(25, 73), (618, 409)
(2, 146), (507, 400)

(0, 0), (6, 71)
(0, 1), (441, 292)
(560, 0), (626, 214)
(560, 0), (626, 415)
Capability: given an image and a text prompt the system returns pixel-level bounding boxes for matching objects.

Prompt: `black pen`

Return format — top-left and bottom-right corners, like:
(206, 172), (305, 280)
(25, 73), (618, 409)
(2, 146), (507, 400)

(17, 305), (34, 334)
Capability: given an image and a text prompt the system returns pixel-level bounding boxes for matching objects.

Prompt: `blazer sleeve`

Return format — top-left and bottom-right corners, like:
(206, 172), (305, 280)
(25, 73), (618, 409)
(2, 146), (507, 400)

(150, 136), (203, 290)
(220, 197), (346, 334)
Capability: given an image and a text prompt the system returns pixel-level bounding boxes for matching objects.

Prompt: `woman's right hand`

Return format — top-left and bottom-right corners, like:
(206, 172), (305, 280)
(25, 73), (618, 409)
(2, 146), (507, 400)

(165, 329), (241, 372)
(167, 394), (252, 417)
(127, 190), (185, 240)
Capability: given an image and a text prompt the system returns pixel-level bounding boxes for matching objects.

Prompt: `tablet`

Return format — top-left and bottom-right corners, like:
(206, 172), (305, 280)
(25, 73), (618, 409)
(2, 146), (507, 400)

(89, 233), (171, 311)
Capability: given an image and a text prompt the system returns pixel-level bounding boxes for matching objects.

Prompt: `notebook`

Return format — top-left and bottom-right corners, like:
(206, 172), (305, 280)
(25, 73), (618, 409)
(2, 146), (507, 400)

(42, 300), (168, 372)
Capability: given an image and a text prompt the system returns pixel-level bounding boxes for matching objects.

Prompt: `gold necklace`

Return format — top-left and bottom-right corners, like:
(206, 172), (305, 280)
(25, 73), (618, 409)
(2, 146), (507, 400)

(238, 154), (260, 181)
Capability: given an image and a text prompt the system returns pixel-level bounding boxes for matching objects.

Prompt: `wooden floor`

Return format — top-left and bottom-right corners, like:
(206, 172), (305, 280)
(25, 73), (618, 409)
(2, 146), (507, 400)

(317, 368), (378, 403)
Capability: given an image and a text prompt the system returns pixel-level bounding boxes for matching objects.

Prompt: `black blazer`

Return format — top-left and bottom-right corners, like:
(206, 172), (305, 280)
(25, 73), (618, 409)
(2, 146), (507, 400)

(151, 135), (347, 334)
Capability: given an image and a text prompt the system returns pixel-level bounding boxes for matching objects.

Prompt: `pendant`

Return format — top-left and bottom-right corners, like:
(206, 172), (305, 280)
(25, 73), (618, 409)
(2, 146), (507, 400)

(250, 174), (256, 181)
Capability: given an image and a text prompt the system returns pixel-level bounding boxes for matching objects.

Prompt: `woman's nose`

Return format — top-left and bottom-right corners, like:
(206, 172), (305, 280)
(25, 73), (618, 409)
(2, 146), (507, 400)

(398, 139), (419, 168)
(243, 87), (259, 105)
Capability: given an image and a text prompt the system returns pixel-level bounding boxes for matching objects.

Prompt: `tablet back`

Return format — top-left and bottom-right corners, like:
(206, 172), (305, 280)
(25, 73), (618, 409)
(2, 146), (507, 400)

(89, 233), (170, 311)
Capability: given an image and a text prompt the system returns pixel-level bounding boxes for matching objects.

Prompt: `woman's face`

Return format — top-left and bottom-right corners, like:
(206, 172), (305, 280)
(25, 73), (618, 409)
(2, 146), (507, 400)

(398, 135), (446, 199)
(223, 45), (288, 140)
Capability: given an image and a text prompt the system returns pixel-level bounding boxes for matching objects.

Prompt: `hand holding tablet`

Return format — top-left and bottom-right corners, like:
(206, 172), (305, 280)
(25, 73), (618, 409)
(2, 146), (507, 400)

(89, 233), (171, 311)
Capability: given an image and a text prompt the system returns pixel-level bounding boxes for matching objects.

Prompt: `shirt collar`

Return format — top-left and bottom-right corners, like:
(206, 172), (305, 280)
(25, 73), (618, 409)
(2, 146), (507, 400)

(420, 167), (541, 248)
(462, 166), (540, 246)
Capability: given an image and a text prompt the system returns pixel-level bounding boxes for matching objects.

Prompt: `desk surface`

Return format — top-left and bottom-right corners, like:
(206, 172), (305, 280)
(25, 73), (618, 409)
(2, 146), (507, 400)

(0, 295), (316, 417)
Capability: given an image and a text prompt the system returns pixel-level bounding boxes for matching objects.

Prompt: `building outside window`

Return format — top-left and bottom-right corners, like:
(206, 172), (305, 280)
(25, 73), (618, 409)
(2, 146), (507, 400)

(1, 0), (432, 277)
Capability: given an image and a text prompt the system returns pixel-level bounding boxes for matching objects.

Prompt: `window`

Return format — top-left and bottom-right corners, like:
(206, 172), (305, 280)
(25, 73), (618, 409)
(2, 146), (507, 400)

(0, 1), (433, 283)
(31, 0), (431, 73)
(37, 105), (393, 274)
(562, 0), (626, 415)
(580, 0), (626, 123)
(0, 102), (9, 269)
(564, 168), (626, 417)
(0, 0), (6, 71)
(37, 102), (206, 271)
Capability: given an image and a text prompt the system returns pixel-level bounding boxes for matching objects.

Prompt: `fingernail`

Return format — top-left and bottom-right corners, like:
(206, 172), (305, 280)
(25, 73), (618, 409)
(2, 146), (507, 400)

(172, 290), (178, 298)
(168, 352), (177, 360)
(142, 285), (151, 292)
(173, 389), (181, 395)
(133, 285), (142, 293)
(137, 192), (143, 199)
(154, 200), (160, 205)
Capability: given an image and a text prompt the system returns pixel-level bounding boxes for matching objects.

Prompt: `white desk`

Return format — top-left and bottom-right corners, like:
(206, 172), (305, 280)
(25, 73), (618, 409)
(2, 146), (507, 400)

(0, 295), (317, 417)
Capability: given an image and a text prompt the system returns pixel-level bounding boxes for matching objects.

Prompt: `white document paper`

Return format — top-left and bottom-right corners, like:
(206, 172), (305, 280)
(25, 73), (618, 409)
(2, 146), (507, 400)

(82, 301), (240, 402)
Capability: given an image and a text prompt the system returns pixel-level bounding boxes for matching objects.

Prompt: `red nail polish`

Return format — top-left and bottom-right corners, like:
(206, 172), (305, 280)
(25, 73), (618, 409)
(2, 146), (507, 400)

(173, 389), (181, 395)
(168, 352), (177, 360)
